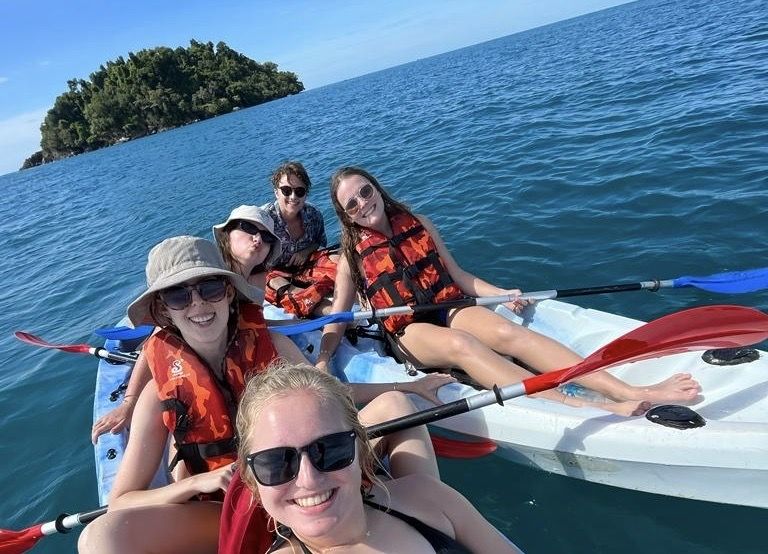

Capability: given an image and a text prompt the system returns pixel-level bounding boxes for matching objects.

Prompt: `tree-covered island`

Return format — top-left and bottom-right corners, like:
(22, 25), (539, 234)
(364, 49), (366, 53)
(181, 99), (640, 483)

(22, 40), (303, 169)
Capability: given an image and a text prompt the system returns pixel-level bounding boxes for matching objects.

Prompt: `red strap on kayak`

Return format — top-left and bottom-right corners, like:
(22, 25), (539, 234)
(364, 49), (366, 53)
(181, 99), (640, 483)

(218, 470), (273, 554)
(431, 435), (497, 458)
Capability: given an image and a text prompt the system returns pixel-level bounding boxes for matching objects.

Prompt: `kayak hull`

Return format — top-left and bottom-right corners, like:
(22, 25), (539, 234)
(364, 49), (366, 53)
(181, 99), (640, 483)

(93, 300), (768, 509)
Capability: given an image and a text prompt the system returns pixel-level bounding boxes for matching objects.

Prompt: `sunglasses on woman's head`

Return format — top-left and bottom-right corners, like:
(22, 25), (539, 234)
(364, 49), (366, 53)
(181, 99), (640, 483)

(246, 430), (356, 486)
(278, 185), (307, 198)
(344, 183), (375, 216)
(236, 220), (277, 243)
(159, 277), (228, 310)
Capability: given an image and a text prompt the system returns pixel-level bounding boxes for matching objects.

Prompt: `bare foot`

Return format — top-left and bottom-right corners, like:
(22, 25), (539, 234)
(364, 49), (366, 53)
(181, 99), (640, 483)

(601, 400), (652, 417)
(632, 373), (701, 404)
(562, 394), (651, 417)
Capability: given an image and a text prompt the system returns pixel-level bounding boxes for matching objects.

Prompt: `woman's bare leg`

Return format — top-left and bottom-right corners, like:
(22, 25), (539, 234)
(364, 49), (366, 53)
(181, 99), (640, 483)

(448, 306), (700, 403)
(78, 502), (221, 554)
(359, 391), (439, 479)
(397, 319), (653, 415)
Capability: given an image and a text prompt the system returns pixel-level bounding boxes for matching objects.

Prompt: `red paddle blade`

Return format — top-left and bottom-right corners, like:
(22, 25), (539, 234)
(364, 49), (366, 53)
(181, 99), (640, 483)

(431, 435), (497, 459)
(525, 305), (768, 394)
(0, 525), (44, 554)
(13, 331), (91, 354)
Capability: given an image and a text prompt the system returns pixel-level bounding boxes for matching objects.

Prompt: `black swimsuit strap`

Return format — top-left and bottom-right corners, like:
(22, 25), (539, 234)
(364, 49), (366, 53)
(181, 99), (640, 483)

(363, 499), (471, 554)
(266, 500), (470, 554)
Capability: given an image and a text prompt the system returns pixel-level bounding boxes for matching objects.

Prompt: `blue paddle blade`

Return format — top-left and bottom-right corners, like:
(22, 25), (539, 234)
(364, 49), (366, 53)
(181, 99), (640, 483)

(268, 312), (355, 336)
(672, 267), (768, 293)
(94, 324), (154, 340)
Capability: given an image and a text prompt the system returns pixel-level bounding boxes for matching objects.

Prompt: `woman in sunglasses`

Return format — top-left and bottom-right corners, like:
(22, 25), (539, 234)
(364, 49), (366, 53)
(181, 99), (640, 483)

(316, 166), (701, 415)
(90, 205), (284, 446)
(80, 236), (450, 554)
(233, 362), (523, 554)
(262, 161), (338, 317)
(213, 204), (454, 406)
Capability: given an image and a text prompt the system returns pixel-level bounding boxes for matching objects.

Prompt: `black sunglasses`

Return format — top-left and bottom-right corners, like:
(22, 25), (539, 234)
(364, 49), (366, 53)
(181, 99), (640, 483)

(344, 183), (375, 216)
(246, 430), (356, 486)
(236, 220), (277, 243)
(159, 277), (228, 310)
(278, 185), (307, 198)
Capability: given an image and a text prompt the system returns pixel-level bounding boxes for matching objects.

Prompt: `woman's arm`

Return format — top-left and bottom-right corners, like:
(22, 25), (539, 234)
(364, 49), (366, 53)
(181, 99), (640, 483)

(418, 215), (528, 311)
(91, 349), (152, 444)
(348, 373), (456, 404)
(270, 331), (310, 364)
(316, 254), (356, 372)
(417, 215), (510, 297)
(390, 475), (524, 553)
(108, 380), (234, 510)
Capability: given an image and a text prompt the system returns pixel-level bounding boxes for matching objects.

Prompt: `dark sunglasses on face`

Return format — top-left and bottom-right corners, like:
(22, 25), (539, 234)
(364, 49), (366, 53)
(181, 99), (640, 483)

(278, 185), (307, 198)
(159, 277), (228, 310)
(236, 220), (277, 243)
(246, 430), (356, 486)
(344, 183), (375, 216)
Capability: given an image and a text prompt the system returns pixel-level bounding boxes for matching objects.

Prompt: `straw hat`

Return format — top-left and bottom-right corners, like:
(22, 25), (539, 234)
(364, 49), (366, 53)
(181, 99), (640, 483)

(212, 205), (282, 268)
(127, 235), (263, 326)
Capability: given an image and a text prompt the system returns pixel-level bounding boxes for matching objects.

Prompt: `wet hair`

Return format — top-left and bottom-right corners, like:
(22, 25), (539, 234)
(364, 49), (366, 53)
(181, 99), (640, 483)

(329, 166), (412, 296)
(271, 161), (312, 192)
(236, 362), (381, 495)
(218, 221), (276, 275)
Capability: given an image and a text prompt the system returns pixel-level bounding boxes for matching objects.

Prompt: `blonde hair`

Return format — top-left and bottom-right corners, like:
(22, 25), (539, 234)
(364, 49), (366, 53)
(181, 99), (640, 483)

(236, 362), (382, 494)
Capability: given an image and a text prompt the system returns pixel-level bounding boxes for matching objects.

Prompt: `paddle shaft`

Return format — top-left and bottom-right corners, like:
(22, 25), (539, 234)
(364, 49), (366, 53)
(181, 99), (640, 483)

(39, 507), (107, 536)
(357, 280), (677, 319)
(88, 347), (138, 365)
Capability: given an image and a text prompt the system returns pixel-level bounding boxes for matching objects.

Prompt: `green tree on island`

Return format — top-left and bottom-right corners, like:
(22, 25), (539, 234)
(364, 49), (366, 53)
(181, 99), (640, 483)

(23, 40), (303, 169)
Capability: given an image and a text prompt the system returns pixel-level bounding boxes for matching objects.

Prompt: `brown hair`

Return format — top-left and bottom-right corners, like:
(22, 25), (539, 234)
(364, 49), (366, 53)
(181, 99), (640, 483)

(271, 161), (312, 191)
(217, 221), (275, 275)
(236, 361), (382, 495)
(329, 166), (412, 296)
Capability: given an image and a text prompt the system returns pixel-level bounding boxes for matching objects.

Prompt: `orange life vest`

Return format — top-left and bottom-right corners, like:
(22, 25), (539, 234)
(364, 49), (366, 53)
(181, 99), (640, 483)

(145, 302), (278, 475)
(356, 212), (463, 334)
(264, 249), (337, 318)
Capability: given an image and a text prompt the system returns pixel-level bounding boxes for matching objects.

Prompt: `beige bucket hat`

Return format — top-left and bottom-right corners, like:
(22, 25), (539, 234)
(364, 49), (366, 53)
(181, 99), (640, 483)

(127, 235), (263, 326)
(212, 205), (282, 268)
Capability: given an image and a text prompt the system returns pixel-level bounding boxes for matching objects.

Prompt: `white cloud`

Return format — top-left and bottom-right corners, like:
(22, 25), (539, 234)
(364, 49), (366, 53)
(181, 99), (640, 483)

(0, 77), (9, 84)
(0, 109), (47, 176)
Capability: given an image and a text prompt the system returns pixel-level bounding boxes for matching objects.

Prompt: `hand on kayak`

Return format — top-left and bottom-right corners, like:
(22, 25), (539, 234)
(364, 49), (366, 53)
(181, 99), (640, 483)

(91, 397), (137, 444)
(502, 288), (532, 313)
(404, 373), (457, 404)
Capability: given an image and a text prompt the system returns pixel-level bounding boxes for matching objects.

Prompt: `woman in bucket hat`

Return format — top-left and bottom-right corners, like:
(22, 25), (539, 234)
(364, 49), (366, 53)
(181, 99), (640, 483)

(79, 236), (450, 554)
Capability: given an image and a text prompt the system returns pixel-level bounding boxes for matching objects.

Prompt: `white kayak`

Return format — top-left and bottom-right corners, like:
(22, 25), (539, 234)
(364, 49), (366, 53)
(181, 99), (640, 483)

(92, 299), (768, 509)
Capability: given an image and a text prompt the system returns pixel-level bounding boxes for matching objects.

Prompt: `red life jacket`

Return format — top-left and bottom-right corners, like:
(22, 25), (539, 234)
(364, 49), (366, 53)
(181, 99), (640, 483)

(265, 249), (337, 318)
(145, 302), (278, 475)
(356, 212), (463, 334)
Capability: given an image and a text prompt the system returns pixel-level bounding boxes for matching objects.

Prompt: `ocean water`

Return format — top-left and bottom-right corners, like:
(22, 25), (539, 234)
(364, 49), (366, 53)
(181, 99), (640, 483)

(2, 0), (767, 551)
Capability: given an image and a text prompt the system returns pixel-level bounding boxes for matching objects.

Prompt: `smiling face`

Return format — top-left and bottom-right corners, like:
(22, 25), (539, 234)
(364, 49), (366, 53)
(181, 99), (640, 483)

(334, 173), (385, 231)
(275, 173), (308, 219)
(158, 277), (234, 351)
(248, 390), (363, 542)
(227, 221), (272, 271)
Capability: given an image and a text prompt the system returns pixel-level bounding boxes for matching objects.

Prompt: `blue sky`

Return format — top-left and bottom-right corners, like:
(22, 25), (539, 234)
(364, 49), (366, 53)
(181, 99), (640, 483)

(0, 0), (631, 176)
